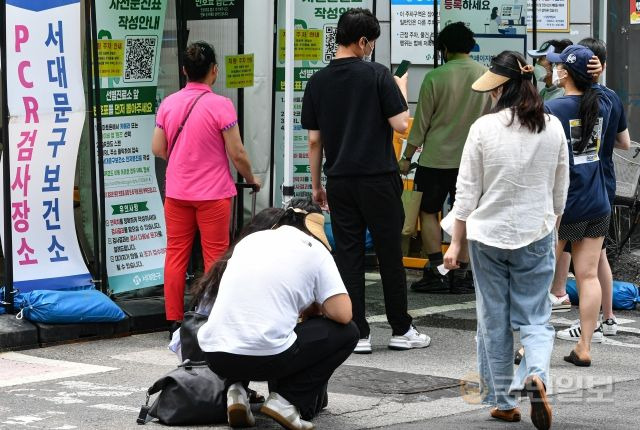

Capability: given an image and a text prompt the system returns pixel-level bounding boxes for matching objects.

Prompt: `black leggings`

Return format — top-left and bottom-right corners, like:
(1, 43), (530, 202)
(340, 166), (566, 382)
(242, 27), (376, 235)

(205, 318), (359, 420)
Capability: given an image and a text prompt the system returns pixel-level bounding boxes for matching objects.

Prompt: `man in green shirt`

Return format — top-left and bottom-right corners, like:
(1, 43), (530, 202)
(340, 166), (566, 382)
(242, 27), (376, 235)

(399, 22), (488, 294)
(528, 39), (572, 101)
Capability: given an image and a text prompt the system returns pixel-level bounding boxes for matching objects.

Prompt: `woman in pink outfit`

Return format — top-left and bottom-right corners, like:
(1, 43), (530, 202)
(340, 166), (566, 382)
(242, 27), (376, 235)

(152, 41), (260, 327)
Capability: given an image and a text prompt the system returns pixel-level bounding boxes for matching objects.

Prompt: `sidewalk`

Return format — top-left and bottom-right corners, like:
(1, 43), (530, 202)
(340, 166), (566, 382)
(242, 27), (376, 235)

(0, 270), (639, 429)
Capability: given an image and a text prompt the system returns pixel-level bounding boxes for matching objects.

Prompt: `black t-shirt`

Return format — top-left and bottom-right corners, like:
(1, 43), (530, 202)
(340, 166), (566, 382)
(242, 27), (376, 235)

(301, 58), (408, 177)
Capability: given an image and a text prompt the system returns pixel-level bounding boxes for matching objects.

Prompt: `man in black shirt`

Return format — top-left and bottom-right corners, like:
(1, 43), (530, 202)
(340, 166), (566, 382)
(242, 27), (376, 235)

(301, 8), (430, 354)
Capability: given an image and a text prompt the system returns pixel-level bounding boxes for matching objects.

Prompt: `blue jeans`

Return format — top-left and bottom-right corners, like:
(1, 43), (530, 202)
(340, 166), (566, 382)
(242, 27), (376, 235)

(469, 233), (555, 410)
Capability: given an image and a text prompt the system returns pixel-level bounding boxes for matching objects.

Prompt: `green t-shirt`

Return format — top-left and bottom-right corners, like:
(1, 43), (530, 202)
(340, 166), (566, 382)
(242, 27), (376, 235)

(407, 57), (489, 169)
(540, 85), (564, 101)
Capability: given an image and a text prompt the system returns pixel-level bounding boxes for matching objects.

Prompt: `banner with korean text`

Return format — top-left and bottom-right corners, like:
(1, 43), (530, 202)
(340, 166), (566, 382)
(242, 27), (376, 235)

(94, 0), (168, 293)
(0, 0), (92, 292)
(273, 0), (373, 203)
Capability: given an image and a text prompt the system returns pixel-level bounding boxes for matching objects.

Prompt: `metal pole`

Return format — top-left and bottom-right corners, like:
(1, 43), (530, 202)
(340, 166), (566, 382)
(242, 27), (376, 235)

(1, 0), (15, 313)
(268, 0), (278, 207)
(236, 2), (245, 232)
(84, 0), (102, 287)
(433, 0), (439, 68)
(89, 0), (108, 291)
(176, 0), (187, 89)
(281, 0), (295, 206)
(532, 0), (537, 49)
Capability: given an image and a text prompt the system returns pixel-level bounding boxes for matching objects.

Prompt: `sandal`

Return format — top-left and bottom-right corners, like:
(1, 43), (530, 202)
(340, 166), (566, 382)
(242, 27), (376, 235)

(490, 407), (521, 422)
(563, 349), (591, 367)
(525, 375), (552, 430)
(514, 347), (524, 365)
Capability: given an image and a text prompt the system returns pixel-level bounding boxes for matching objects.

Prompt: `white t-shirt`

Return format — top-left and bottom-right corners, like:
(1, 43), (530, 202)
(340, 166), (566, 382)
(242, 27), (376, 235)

(197, 225), (348, 356)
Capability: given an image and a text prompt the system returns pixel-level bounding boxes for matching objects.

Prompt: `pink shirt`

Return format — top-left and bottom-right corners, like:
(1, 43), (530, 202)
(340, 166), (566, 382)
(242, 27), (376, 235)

(156, 82), (238, 201)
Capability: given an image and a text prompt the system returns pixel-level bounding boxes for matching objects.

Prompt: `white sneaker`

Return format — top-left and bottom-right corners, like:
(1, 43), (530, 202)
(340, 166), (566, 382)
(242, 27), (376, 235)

(227, 382), (255, 428)
(556, 323), (604, 343)
(353, 335), (372, 354)
(602, 318), (618, 336)
(260, 392), (315, 430)
(549, 293), (572, 312)
(388, 326), (431, 350)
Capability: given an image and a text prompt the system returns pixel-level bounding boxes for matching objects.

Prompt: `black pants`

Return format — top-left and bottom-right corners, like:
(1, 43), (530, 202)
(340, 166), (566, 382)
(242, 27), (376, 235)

(205, 318), (359, 420)
(326, 173), (412, 337)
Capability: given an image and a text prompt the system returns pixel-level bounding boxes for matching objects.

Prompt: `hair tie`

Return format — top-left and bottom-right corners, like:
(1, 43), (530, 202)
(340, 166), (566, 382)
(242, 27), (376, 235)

(517, 60), (534, 76)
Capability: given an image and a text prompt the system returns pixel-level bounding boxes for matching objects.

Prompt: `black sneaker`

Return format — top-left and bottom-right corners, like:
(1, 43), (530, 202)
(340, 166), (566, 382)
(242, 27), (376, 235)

(450, 269), (475, 294)
(410, 266), (448, 293)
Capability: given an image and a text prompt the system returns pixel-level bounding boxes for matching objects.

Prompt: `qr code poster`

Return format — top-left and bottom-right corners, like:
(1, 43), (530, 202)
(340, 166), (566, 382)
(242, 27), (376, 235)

(123, 35), (158, 83)
(323, 25), (337, 63)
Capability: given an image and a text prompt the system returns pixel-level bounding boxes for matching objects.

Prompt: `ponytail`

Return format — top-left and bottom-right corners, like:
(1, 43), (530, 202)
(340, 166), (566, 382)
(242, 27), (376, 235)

(491, 51), (546, 133)
(563, 66), (600, 153)
(575, 85), (600, 153)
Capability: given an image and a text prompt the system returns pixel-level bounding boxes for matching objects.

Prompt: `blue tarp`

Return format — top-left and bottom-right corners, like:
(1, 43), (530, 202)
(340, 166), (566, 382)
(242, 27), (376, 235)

(566, 279), (640, 310)
(12, 288), (126, 323)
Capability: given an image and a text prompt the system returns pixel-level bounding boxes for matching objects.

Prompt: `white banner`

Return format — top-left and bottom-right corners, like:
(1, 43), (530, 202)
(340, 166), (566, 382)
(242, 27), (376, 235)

(441, 0), (527, 36)
(391, 0), (436, 65)
(526, 1), (569, 32)
(0, 0), (92, 292)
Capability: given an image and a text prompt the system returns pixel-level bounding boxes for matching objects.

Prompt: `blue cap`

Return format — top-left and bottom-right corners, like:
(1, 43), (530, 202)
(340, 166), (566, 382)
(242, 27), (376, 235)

(527, 45), (555, 58)
(546, 45), (594, 81)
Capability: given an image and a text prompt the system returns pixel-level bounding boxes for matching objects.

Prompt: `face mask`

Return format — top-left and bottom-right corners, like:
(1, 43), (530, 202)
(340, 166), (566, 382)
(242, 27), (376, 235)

(362, 38), (374, 62)
(534, 64), (548, 81)
(552, 67), (564, 86)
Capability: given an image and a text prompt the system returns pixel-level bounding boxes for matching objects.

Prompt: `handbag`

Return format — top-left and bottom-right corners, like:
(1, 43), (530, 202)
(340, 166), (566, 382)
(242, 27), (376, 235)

(180, 311), (209, 362)
(401, 177), (423, 237)
(137, 359), (227, 425)
(166, 91), (209, 162)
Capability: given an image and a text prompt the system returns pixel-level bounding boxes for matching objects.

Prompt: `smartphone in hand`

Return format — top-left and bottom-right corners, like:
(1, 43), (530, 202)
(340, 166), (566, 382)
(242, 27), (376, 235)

(394, 60), (411, 77)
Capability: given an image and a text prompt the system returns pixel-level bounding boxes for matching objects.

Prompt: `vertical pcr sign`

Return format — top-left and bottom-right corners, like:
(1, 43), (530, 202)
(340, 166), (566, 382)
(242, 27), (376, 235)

(273, 0), (373, 203)
(0, 0), (92, 292)
(95, 0), (168, 293)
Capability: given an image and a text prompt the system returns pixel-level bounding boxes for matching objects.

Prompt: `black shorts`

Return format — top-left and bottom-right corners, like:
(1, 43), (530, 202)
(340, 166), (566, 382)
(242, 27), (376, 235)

(558, 215), (610, 243)
(563, 234), (610, 253)
(413, 166), (458, 214)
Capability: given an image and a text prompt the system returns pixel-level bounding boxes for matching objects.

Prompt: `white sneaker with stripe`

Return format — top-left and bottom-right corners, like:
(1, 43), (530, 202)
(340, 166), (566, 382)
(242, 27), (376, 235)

(556, 321), (604, 343)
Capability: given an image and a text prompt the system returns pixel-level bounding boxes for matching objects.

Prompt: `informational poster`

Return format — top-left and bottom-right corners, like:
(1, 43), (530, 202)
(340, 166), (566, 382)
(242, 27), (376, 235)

(632, 0), (640, 25)
(526, 0), (569, 32)
(441, 0), (527, 36)
(0, 0), (92, 292)
(273, 0), (373, 202)
(391, 0), (436, 65)
(95, 0), (168, 293)
(225, 54), (254, 88)
(183, 0), (242, 20)
(470, 35), (527, 67)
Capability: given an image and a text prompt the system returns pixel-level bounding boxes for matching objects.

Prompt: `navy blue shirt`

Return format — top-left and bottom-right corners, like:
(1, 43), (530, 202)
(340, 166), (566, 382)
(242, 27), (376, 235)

(598, 85), (628, 204)
(545, 91), (612, 224)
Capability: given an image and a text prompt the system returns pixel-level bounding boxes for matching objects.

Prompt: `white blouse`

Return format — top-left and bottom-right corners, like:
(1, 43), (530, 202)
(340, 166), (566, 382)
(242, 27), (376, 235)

(453, 109), (569, 249)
